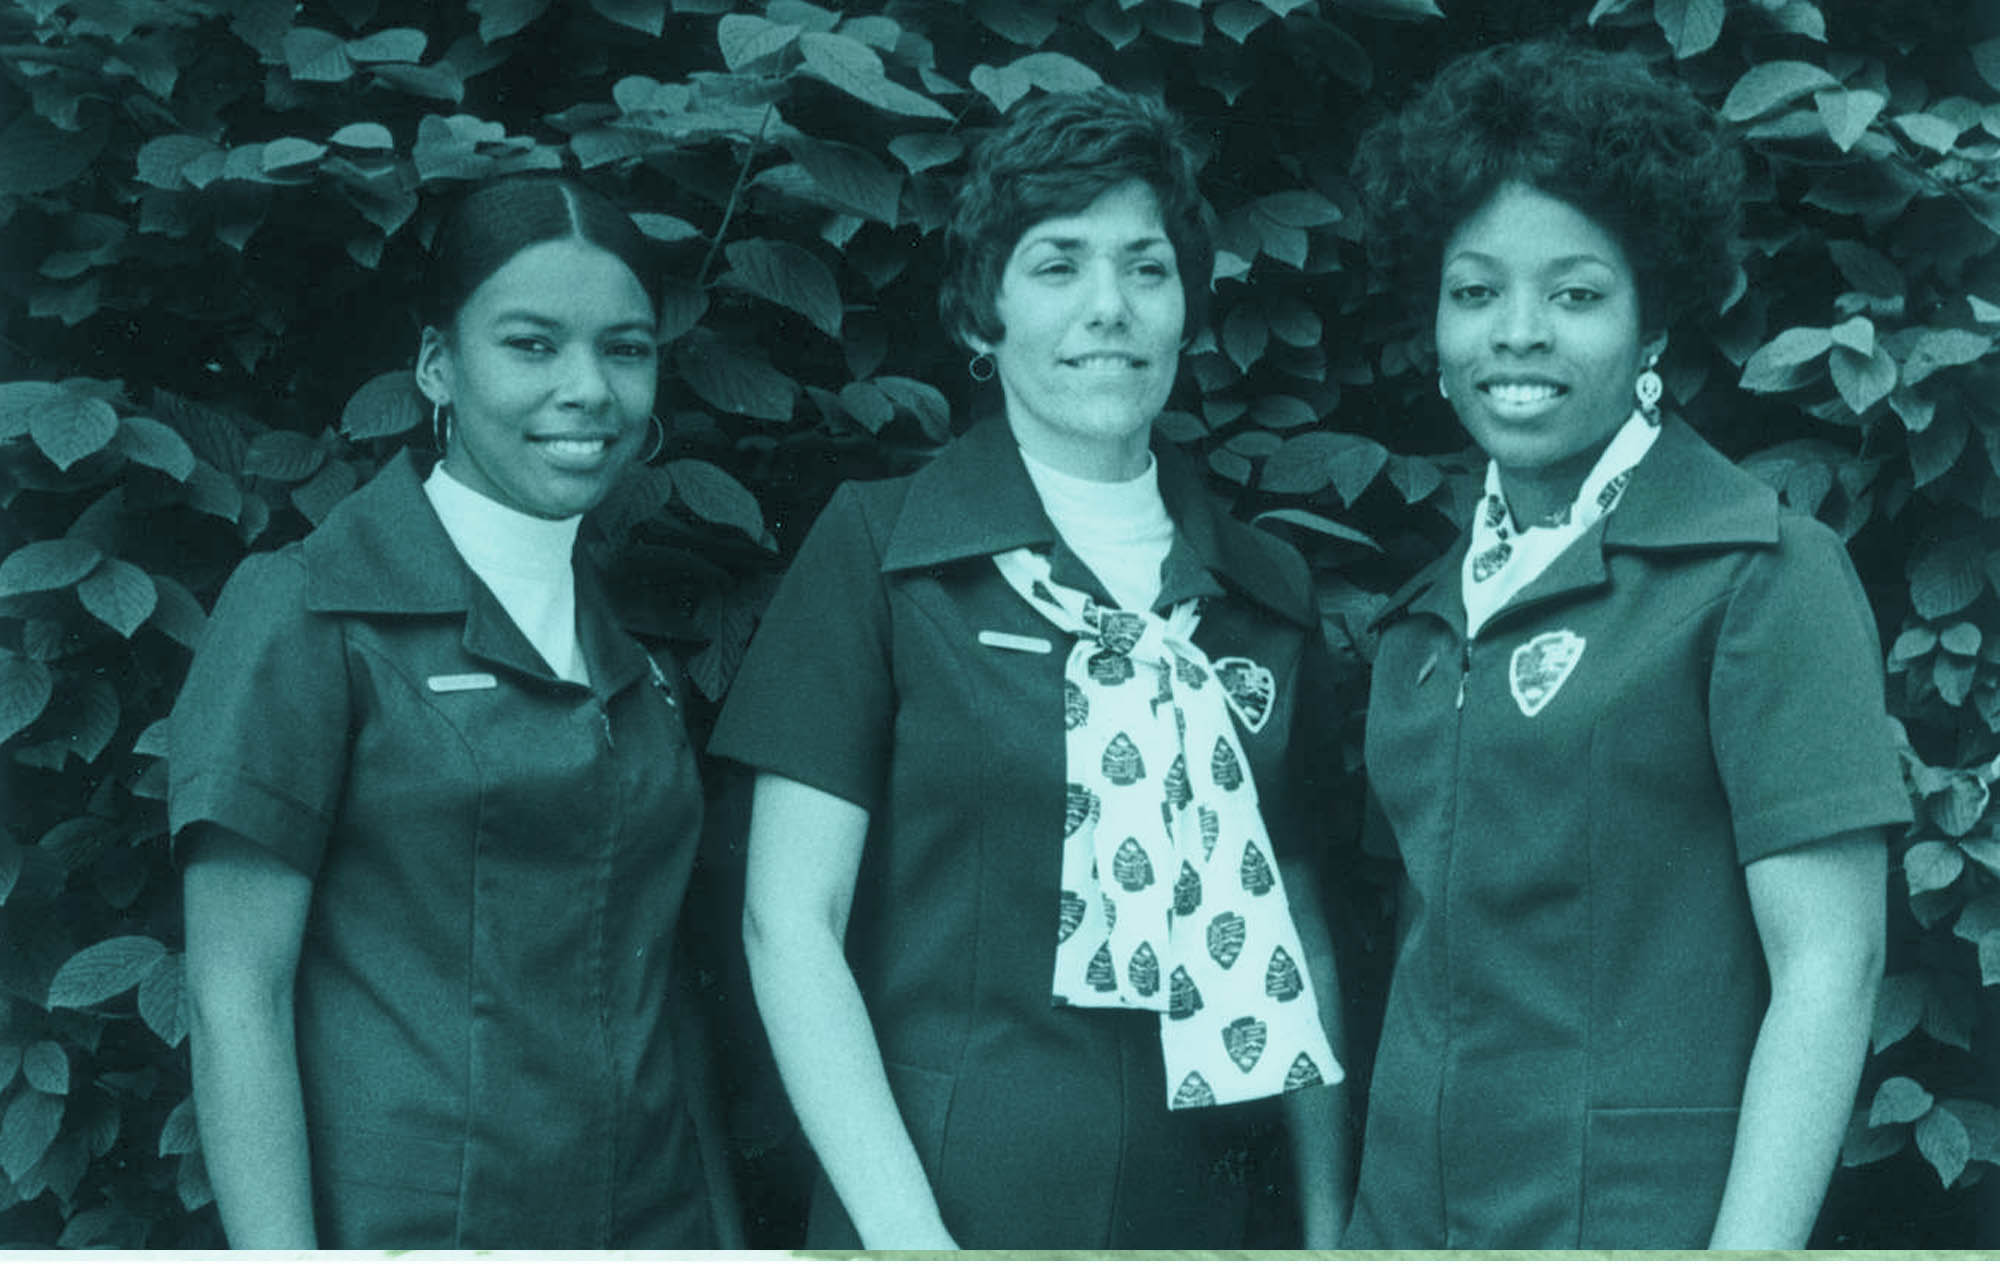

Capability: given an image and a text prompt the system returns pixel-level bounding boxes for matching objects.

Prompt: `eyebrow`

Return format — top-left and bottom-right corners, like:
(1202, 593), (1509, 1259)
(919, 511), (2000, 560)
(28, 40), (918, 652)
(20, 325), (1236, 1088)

(489, 310), (656, 332)
(1445, 250), (1616, 274)
(1019, 235), (1173, 255)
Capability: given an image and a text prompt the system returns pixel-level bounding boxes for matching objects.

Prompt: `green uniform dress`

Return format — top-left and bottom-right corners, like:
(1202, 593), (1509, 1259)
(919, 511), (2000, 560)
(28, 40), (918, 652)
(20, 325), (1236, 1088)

(709, 417), (1335, 1251)
(1345, 422), (1911, 1250)
(169, 452), (733, 1249)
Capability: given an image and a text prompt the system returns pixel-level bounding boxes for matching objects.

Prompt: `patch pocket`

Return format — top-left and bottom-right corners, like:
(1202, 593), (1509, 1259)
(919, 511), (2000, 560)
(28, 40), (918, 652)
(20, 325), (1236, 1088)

(1581, 1106), (1737, 1250)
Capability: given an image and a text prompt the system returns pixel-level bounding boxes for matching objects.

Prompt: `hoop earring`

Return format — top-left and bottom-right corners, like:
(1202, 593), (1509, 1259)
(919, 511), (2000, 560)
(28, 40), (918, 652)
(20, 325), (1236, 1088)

(643, 415), (666, 466)
(1635, 353), (1664, 426)
(969, 352), (996, 383)
(431, 402), (451, 455)
(1438, 373), (1449, 402)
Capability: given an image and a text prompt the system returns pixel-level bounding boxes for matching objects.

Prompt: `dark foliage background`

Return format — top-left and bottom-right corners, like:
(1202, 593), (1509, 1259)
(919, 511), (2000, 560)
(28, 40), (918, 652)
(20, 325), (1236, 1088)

(0, 0), (1997, 1249)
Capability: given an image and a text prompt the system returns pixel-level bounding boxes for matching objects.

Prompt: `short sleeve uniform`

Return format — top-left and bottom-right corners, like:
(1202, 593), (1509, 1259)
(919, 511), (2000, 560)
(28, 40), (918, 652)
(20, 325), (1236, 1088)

(169, 453), (731, 1249)
(709, 417), (1333, 1251)
(1345, 422), (1911, 1250)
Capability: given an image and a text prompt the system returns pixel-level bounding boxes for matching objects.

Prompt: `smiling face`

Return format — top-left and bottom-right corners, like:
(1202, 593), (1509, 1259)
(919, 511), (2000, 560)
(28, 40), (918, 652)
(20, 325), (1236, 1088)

(1436, 181), (1661, 520)
(417, 238), (658, 520)
(981, 180), (1185, 481)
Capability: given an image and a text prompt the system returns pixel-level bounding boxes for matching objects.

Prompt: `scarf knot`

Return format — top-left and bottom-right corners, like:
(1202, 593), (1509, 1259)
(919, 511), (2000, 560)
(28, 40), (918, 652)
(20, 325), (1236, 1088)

(994, 547), (1341, 1110)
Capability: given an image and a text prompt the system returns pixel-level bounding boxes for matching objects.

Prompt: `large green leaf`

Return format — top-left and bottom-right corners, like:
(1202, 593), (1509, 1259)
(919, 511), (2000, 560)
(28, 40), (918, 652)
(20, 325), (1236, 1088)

(1909, 537), (1987, 621)
(341, 371), (426, 441)
(591, 0), (668, 36)
(1915, 1105), (1971, 1188)
(717, 13), (801, 69)
(1904, 841), (1965, 896)
(0, 655), (54, 745)
(1872, 971), (1923, 1053)
(139, 955), (189, 1050)
(1815, 88), (1887, 152)
(787, 137), (902, 227)
(0, 113), (105, 195)
(283, 27), (355, 81)
(1262, 431), (1388, 504)
(0, 1089), (63, 1183)
(1870, 1075), (1935, 1127)
(22, 1042), (67, 1096)
(77, 560), (157, 639)
(799, 32), (953, 120)
(1738, 326), (1831, 391)
(118, 417), (197, 481)
(1654, 0), (1725, 59)
(29, 390), (118, 471)
(676, 331), (799, 422)
(0, 540), (104, 596)
(1720, 60), (1839, 122)
(471, 0), (551, 41)
(48, 937), (169, 1009)
(667, 458), (769, 545)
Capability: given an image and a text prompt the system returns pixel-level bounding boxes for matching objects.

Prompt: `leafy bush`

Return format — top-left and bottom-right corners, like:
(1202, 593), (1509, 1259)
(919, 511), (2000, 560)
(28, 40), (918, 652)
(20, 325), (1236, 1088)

(0, 0), (1996, 1249)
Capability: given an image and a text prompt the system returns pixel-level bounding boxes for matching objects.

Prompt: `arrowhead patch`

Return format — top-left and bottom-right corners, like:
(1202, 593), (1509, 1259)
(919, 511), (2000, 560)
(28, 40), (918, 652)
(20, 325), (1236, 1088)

(1509, 629), (1586, 718)
(1211, 656), (1276, 734)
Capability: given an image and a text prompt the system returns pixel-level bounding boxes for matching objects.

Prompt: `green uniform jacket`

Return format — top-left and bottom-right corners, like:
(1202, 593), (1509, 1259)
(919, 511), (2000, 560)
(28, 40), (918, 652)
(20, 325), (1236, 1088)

(169, 453), (736, 1249)
(1345, 421), (1910, 1250)
(711, 418), (1336, 1250)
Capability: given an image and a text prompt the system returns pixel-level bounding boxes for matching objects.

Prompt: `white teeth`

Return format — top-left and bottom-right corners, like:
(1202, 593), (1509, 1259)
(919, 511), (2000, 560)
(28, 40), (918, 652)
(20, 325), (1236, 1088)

(1066, 355), (1141, 369)
(538, 439), (609, 458)
(1485, 383), (1562, 405)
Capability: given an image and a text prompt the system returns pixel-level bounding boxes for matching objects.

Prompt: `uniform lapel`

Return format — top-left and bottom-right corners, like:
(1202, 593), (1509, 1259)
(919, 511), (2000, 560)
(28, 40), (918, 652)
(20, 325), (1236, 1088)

(301, 450), (644, 691)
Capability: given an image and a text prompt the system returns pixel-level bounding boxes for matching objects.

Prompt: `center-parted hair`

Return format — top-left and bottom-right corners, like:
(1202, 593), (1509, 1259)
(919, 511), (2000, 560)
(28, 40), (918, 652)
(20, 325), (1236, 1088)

(419, 175), (664, 332)
(1351, 38), (1744, 334)
(941, 87), (1215, 349)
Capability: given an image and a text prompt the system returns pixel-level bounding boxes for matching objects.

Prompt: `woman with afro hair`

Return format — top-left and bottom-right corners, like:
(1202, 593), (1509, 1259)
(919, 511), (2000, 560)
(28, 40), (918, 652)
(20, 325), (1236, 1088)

(1344, 38), (1909, 1250)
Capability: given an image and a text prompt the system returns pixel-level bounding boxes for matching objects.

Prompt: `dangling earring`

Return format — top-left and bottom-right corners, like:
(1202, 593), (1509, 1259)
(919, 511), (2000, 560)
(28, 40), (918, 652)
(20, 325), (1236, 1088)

(643, 415), (666, 466)
(969, 351), (996, 383)
(1635, 352), (1664, 426)
(1438, 373), (1450, 402)
(431, 402), (451, 454)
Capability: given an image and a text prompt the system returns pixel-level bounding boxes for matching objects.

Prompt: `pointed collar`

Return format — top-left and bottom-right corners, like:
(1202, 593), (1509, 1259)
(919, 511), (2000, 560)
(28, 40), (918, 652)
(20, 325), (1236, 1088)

(302, 449), (472, 615)
(299, 450), (649, 695)
(1371, 417), (1781, 633)
(879, 417), (1312, 628)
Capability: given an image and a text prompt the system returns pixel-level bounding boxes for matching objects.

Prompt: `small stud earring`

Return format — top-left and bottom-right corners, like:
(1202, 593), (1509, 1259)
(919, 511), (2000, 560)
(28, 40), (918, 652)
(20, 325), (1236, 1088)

(969, 352), (996, 383)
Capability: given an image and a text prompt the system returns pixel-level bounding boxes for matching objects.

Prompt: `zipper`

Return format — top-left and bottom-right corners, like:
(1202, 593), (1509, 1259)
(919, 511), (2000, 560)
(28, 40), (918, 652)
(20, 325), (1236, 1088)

(1455, 640), (1472, 710)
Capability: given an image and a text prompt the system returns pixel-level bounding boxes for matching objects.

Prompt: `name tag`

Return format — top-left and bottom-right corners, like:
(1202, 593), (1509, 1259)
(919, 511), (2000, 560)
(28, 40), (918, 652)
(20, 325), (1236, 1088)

(427, 672), (498, 693)
(978, 629), (1054, 655)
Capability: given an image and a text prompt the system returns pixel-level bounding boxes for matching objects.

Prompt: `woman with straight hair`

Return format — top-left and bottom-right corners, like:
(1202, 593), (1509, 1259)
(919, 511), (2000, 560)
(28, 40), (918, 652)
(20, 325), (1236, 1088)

(173, 174), (735, 1249)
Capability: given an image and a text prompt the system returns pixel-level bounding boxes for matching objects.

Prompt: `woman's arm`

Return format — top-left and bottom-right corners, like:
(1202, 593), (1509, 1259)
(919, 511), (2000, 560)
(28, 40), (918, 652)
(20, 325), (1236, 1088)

(741, 773), (957, 1250)
(1707, 827), (1885, 1250)
(183, 827), (317, 1249)
(1277, 856), (1352, 1249)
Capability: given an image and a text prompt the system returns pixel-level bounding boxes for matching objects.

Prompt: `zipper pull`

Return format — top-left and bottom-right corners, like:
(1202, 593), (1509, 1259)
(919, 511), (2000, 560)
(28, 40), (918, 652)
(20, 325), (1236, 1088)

(598, 702), (615, 749)
(646, 655), (677, 707)
(1456, 642), (1471, 710)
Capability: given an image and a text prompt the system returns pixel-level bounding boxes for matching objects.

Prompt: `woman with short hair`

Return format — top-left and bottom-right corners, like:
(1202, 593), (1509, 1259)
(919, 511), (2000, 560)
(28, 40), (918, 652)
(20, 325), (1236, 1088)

(713, 87), (1349, 1251)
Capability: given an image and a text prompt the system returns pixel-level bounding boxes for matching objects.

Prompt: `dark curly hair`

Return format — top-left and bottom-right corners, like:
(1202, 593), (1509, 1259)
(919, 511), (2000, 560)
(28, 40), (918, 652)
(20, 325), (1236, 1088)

(1351, 38), (1743, 335)
(941, 87), (1214, 349)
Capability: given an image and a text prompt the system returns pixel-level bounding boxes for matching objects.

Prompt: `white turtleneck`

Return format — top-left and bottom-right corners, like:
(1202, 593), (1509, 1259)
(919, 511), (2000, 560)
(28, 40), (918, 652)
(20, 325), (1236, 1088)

(423, 464), (588, 685)
(1019, 449), (1175, 612)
